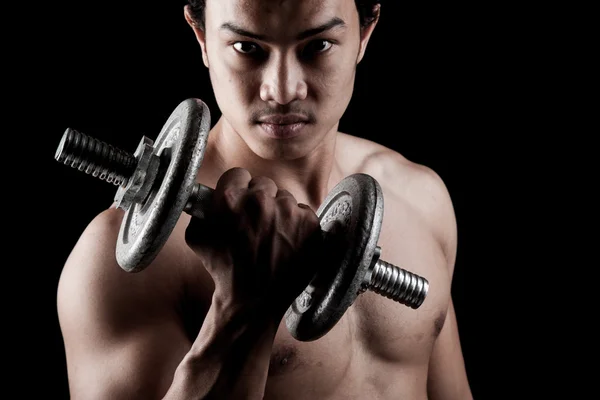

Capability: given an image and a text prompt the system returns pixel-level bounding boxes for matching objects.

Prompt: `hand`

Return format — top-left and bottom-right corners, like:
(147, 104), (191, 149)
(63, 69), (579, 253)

(185, 167), (323, 320)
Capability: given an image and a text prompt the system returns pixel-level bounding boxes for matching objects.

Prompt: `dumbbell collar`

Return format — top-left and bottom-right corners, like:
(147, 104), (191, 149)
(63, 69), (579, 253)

(114, 136), (161, 211)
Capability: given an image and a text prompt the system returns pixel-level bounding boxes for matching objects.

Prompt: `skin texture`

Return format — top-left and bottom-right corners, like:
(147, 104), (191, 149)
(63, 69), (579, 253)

(57, 0), (473, 399)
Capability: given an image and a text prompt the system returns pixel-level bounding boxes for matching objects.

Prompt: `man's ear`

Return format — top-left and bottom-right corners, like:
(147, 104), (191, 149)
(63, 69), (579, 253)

(184, 5), (209, 68)
(357, 4), (381, 64)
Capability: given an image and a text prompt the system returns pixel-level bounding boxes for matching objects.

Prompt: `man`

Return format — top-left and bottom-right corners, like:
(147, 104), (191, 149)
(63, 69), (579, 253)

(57, 0), (473, 398)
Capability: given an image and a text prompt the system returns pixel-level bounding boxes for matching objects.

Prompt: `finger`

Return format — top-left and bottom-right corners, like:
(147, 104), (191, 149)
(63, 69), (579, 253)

(215, 167), (253, 211)
(216, 167), (253, 191)
(275, 189), (297, 204)
(247, 176), (278, 198)
(295, 203), (320, 229)
(274, 190), (299, 222)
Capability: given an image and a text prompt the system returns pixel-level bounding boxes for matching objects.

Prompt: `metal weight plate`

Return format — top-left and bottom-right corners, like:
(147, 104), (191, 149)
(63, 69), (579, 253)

(116, 98), (212, 272)
(285, 173), (384, 341)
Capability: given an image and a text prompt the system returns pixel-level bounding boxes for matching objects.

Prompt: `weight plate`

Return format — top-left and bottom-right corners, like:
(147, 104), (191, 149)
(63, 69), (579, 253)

(116, 98), (211, 272)
(285, 173), (384, 341)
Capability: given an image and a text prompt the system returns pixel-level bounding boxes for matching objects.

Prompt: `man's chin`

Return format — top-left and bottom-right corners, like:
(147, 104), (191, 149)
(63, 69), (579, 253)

(248, 131), (312, 161)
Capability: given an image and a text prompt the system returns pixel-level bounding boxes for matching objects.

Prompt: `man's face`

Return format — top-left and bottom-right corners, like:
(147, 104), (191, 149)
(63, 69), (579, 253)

(193, 0), (377, 160)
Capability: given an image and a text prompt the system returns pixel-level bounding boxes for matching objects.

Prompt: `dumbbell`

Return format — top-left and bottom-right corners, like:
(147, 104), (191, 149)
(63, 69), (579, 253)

(55, 98), (429, 341)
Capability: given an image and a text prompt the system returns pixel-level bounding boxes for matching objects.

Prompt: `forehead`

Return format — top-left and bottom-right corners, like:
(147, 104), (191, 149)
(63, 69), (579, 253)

(207, 0), (356, 31)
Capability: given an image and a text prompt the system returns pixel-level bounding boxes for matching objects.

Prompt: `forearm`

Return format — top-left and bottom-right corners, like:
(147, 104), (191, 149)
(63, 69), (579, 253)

(163, 294), (279, 400)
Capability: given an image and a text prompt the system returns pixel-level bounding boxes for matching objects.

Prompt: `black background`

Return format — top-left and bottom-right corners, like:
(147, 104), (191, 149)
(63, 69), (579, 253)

(13, 0), (548, 398)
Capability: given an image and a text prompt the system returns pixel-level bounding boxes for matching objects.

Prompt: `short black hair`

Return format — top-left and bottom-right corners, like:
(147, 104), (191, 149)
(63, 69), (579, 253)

(186, 0), (381, 30)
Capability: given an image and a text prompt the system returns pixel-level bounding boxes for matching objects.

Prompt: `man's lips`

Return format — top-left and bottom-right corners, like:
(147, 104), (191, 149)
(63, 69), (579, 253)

(257, 114), (310, 125)
(258, 121), (308, 139)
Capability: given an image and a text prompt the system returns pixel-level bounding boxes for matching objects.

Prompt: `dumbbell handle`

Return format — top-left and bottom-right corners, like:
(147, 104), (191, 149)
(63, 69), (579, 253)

(185, 182), (428, 308)
(56, 127), (428, 309)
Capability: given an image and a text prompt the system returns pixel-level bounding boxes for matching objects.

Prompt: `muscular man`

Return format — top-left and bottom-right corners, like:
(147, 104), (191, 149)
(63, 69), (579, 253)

(57, 0), (473, 398)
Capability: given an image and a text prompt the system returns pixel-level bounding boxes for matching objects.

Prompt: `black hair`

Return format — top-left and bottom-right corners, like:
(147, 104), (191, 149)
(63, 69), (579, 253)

(186, 0), (381, 30)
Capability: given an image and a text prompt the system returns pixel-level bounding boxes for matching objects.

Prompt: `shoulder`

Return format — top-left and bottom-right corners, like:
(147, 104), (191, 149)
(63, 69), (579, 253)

(56, 206), (186, 338)
(57, 206), (125, 302)
(337, 133), (458, 272)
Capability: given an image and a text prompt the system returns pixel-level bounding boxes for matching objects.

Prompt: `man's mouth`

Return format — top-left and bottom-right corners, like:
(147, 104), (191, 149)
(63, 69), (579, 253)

(257, 114), (310, 125)
(258, 120), (308, 139)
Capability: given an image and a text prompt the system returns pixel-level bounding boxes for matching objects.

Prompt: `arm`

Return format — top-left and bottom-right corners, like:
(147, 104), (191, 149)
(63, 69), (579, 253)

(419, 167), (473, 400)
(164, 295), (279, 399)
(57, 208), (191, 399)
(57, 208), (278, 400)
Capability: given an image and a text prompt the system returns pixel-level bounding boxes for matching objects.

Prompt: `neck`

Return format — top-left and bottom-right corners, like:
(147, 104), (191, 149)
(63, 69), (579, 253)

(201, 116), (343, 211)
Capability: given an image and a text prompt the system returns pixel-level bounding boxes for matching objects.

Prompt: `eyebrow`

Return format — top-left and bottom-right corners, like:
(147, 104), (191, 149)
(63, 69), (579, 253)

(220, 17), (346, 42)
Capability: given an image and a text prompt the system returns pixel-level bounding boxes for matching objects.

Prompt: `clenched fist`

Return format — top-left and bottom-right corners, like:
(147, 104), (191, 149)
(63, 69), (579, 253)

(185, 167), (324, 321)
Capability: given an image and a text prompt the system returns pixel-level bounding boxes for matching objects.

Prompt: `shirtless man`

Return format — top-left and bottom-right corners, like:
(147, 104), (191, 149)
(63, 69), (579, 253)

(57, 0), (473, 398)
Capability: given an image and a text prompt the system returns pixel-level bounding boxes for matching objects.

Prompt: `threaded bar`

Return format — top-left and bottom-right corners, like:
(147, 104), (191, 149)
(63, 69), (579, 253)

(368, 259), (429, 309)
(55, 128), (137, 186)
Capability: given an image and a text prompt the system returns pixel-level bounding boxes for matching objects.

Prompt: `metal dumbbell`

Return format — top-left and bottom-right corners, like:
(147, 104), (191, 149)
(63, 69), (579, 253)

(55, 98), (429, 341)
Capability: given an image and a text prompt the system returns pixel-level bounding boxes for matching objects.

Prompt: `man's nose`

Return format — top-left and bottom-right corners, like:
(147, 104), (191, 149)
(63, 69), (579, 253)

(260, 52), (308, 105)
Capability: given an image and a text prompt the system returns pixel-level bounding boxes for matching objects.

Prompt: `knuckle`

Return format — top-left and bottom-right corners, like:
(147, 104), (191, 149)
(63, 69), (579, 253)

(219, 167), (250, 182)
(249, 175), (275, 187)
(288, 205), (320, 234)
(276, 189), (294, 198)
(222, 187), (242, 209)
(276, 194), (297, 207)
(252, 188), (273, 201)
(303, 209), (321, 228)
(228, 166), (251, 177)
(218, 167), (251, 186)
(244, 190), (273, 213)
(278, 199), (297, 219)
(248, 176), (278, 195)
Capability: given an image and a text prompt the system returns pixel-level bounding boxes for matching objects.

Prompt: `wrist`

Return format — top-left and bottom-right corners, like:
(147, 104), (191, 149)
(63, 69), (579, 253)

(173, 292), (280, 400)
(187, 292), (279, 358)
(211, 288), (285, 326)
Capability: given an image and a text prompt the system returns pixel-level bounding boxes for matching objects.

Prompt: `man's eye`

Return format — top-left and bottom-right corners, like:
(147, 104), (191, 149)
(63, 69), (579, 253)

(233, 42), (259, 54)
(304, 40), (333, 54)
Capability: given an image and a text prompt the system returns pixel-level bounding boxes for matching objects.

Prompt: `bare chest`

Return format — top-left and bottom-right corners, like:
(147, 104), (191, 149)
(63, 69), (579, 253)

(263, 202), (451, 397)
(350, 202), (451, 360)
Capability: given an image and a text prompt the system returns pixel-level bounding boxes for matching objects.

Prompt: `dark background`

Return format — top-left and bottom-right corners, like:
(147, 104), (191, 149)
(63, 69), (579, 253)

(14, 0), (546, 398)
